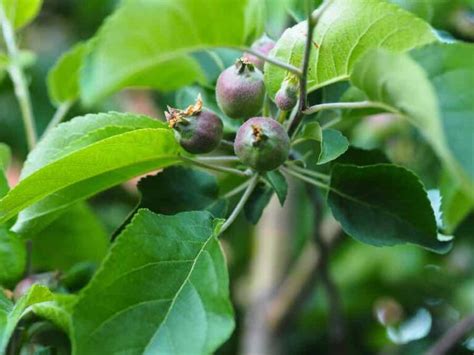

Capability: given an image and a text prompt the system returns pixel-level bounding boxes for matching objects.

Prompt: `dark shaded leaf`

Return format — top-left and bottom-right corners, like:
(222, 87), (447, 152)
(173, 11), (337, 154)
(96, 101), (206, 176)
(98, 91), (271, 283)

(335, 147), (390, 166)
(138, 166), (227, 218)
(264, 170), (288, 206)
(244, 183), (273, 224)
(328, 164), (451, 253)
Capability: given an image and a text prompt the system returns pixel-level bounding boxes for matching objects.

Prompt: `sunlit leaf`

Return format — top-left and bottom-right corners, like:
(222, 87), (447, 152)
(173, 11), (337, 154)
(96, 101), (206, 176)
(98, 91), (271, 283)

(47, 42), (88, 106)
(265, 0), (436, 98)
(81, 0), (264, 104)
(4, 113), (179, 235)
(1, 0), (43, 29)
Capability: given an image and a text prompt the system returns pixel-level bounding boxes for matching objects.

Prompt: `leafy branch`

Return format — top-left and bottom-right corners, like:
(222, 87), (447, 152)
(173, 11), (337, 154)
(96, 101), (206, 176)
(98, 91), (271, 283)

(0, 3), (37, 150)
(266, 198), (342, 332)
(287, 0), (333, 137)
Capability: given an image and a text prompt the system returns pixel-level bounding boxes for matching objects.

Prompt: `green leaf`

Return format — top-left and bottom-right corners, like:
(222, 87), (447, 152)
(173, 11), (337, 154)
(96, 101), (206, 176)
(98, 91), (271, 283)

(334, 147), (390, 166)
(60, 262), (97, 292)
(0, 285), (53, 353)
(319, 129), (349, 164)
(410, 43), (474, 187)
(328, 164), (451, 253)
(351, 46), (474, 201)
(294, 122), (348, 164)
(296, 122), (322, 143)
(192, 48), (240, 86)
(0, 54), (7, 84)
(72, 210), (234, 355)
(265, 0), (436, 98)
(3, 113), (179, 235)
(32, 294), (77, 334)
(264, 170), (288, 206)
(138, 167), (227, 218)
(0, 53), (7, 66)
(23, 112), (168, 177)
(0, 143), (10, 172)
(47, 42), (87, 106)
(31, 203), (109, 272)
(244, 183), (273, 224)
(0, 143), (11, 199)
(80, 0), (264, 104)
(1, 0), (43, 29)
(285, 0), (322, 22)
(0, 228), (26, 287)
(264, 0), (297, 38)
(388, 0), (434, 21)
(439, 171), (473, 233)
(351, 48), (443, 153)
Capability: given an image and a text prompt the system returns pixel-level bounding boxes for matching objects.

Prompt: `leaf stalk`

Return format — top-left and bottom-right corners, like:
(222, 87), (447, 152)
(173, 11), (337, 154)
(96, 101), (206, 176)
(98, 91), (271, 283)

(219, 174), (259, 234)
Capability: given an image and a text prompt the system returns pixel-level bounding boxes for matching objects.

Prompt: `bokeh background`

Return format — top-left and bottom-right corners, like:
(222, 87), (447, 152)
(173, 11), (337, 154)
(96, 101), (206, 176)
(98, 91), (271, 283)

(1, 0), (473, 354)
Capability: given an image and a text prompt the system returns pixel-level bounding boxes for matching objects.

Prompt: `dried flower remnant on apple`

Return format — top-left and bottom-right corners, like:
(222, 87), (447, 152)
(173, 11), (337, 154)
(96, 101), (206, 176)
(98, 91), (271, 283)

(166, 95), (223, 154)
(234, 117), (290, 172)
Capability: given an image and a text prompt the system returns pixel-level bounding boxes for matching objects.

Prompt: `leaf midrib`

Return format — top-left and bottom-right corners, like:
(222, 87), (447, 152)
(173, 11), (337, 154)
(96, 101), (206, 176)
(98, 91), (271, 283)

(143, 235), (215, 354)
(0, 128), (179, 223)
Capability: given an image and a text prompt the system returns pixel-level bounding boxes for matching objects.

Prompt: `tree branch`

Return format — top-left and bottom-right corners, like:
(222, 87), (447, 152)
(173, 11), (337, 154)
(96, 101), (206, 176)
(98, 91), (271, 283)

(426, 314), (474, 355)
(240, 193), (294, 355)
(266, 240), (321, 330)
(266, 186), (342, 332)
(313, 211), (347, 354)
(287, 0), (332, 137)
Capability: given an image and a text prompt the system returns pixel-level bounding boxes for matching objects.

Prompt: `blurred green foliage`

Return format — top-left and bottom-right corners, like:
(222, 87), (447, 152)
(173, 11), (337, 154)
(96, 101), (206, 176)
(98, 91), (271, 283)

(0, 0), (472, 354)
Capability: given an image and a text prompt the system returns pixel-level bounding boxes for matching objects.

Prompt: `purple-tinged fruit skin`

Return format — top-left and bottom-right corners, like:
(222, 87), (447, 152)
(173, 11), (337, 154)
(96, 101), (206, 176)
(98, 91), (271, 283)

(216, 63), (265, 119)
(234, 117), (290, 171)
(275, 87), (297, 111)
(177, 110), (223, 154)
(244, 36), (276, 71)
(275, 80), (298, 111)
